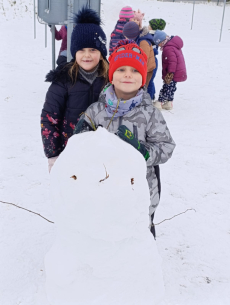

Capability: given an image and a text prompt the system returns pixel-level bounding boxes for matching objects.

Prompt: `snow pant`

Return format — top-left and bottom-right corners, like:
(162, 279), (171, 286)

(147, 56), (158, 100)
(150, 165), (160, 239)
(146, 70), (154, 87)
(158, 80), (177, 102)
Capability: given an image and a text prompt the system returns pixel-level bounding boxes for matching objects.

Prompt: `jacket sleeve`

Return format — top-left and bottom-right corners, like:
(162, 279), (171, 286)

(140, 41), (156, 72)
(140, 41), (150, 64)
(140, 109), (176, 166)
(109, 30), (115, 55)
(41, 81), (68, 158)
(167, 49), (178, 73)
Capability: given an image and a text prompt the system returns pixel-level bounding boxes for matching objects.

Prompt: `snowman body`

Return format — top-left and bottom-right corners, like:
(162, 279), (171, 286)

(45, 128), (165, 305)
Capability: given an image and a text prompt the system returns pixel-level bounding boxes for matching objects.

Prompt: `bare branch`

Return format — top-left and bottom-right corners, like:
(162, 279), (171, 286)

(155, 208), (196, 226)
(99, 164), (109, 183)
(0, 200), (54, 224)
(80, 112), (97, 131)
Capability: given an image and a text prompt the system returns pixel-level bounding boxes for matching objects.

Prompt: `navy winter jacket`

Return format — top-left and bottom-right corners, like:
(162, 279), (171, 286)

(41, 62), (107, 158)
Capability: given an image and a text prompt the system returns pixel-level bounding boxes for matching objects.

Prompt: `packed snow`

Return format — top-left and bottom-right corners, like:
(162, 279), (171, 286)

(0, 0), (230, 304)
(45, 127), (164, 305)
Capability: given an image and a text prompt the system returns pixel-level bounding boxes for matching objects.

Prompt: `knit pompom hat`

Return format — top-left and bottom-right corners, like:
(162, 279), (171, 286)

(108, 39), (148, 87)
(149, 19), (166, 31)
(119, 6), (134, 19)
(123, 21), (140, 40)
(133, 9), (145, 28)
(153, 30), (167, 46)
(70, 6), (107, 59)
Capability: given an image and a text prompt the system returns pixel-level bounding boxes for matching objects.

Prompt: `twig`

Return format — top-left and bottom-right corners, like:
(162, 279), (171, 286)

(99, 164), (109, 182)
(80, 112), (97, 131)
(0, 200), (54, 224)
(107, 99), (120, 130)
(155, 208), (196, 226)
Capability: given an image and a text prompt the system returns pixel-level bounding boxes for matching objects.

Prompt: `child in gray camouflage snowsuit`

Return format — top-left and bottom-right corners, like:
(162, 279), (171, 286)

(74, 40), (176, 234)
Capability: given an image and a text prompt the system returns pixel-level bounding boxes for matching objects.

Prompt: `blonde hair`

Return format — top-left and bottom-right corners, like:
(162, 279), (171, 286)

(68, 57), (109, 85)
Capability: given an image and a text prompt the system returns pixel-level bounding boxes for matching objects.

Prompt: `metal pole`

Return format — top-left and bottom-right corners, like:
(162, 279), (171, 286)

(51, 25), (56, 69)
(34, 0), (36, 39)
(219, 0), (226, 42)
(191, 0), (195, 30)
(217, 0), (220, 6)
(67, 0), (74, 62)
(45, 24), (47, 48)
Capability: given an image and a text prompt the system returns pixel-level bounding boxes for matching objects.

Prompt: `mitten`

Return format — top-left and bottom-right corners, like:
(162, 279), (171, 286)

(164, 72), (174, 84)
(116, 125), (150, 161)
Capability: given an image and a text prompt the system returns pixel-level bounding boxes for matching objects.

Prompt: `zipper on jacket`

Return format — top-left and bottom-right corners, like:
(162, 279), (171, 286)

(88, 85), (93, 106)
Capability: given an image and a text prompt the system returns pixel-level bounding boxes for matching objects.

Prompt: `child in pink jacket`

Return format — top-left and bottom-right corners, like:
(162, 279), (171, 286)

(153, 30), (187, 110)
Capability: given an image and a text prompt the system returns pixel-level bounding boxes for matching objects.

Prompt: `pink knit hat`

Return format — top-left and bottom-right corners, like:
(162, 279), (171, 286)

(119, 6), (134, 19)
(133, 9), (145, 28)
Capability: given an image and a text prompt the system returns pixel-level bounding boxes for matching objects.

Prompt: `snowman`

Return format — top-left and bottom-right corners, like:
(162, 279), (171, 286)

(45, 128), (165, 305)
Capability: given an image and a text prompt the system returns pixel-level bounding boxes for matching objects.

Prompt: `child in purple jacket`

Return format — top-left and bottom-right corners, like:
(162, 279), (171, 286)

(109, 6), (134, 55)
(153, 30), (187, 110)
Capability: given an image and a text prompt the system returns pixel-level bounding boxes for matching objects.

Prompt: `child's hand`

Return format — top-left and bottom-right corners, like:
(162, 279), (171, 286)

(164, 72), (174, 84)
(116, 125), (149, 161)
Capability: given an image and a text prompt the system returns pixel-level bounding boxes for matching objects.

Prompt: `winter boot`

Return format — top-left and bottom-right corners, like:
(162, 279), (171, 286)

(153, 101), (162, 110)
(162, 101), (173, 110)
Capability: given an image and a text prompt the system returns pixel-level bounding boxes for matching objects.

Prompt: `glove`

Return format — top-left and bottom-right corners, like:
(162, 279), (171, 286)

(48, 156), (58, 173)
(73, 117), (95, 134)
(116, 125), (150, 161)
(164, 72), (174, 84)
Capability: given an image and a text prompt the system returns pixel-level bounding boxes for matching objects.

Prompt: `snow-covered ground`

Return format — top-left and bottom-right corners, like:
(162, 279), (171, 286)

(0, 0), (230, 304)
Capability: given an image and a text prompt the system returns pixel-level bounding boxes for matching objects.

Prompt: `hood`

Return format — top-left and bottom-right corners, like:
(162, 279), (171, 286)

(136, 26), (154, 46)
(139, 26), (149, 38)
(165, 36), (183, 50)
(45, 61), (74, 83)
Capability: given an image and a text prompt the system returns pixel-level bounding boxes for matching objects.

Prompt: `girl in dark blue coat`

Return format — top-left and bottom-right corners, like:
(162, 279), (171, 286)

(41, 7), (109, 172)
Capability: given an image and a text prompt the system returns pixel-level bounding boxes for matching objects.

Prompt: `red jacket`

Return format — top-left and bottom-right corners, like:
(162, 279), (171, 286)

(162, 36), (187, 82)
(55, 26), (67, 55)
